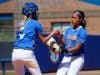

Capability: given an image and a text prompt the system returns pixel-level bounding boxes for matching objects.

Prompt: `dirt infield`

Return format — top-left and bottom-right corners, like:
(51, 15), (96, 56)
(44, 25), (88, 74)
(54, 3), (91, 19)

(43, 70), (100, 75)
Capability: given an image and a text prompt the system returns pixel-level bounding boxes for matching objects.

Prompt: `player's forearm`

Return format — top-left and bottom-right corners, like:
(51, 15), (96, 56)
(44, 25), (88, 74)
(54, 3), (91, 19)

(38, 32), (54, 44)
(68, 48), (79, 53)
(67, 44), (82, 53)
(43, 33), (54, 43)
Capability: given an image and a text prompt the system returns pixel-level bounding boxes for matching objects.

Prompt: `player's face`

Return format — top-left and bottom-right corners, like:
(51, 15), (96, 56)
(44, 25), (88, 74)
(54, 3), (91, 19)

(71, 13), (81, 27)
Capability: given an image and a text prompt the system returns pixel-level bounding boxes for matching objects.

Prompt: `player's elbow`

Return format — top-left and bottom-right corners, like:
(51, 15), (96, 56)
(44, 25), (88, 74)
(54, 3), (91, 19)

(68, 44), (82, 53)
(38, 34), (47, 44)
(41, 39), (47, 44)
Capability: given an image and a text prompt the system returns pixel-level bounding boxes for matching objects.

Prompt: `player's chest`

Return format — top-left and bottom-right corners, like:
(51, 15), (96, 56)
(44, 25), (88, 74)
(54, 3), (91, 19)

(66, 31), (80, 41)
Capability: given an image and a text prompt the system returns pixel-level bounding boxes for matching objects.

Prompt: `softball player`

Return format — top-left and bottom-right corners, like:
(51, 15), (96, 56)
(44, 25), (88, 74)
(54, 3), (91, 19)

(12, 2), (57, 75)
(56, 10), (87, 75)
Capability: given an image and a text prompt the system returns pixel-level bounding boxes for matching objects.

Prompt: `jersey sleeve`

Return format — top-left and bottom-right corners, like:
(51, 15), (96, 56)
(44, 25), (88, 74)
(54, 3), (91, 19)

(24, 21), (43, 35)
(63, 31), (67, 42)
(76, 31), (87, 44)
(35, 23), (43, 34)
(62, 27), (70, 41)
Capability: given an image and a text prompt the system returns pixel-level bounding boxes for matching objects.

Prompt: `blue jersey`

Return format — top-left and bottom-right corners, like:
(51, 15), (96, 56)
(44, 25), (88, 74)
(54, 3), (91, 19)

(14, 19), (43, 50)
(63, 26), (87, 55)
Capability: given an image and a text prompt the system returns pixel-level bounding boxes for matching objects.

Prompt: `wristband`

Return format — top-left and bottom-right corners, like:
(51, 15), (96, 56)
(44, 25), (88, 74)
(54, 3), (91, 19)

(61, 49), (68, 54)
(64, 49), (68, 53)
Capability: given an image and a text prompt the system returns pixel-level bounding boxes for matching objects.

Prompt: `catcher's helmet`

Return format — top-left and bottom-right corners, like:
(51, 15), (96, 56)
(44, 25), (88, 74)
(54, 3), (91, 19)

(22, 2), (38, 15)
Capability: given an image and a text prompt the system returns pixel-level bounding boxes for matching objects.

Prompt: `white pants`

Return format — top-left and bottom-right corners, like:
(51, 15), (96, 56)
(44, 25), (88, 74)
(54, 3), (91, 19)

(56, 54), (84, 75)
(12, 49), (42, 75)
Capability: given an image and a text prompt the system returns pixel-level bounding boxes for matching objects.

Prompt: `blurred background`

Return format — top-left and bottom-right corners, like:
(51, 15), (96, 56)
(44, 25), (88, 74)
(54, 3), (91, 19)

(0, 0), (100, 75)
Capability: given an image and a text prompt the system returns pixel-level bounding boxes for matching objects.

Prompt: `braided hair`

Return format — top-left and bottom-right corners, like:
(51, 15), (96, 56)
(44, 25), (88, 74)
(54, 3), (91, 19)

(73, 10), (86, 28)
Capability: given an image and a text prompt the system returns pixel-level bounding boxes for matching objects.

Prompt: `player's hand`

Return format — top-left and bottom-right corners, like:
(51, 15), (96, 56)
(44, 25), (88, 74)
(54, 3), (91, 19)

(55, 30), (62, 36)
(55, 30), (62, 39)
(61, 49), (68, 54)
(49, 30), (57, 37)
(50, 30), (61, 36)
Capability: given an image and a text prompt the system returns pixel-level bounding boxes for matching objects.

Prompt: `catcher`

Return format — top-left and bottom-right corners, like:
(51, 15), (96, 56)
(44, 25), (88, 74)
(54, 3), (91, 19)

(46, 37), (61, 63)
(12, 2), (58, 75)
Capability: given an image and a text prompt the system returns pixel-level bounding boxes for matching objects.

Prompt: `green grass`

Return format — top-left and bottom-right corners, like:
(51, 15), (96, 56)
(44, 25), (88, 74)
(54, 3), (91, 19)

(0, 70), (14, 75)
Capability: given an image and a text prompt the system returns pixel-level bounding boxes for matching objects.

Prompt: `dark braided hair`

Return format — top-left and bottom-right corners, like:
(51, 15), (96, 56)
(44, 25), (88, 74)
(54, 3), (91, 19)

(73, 10), (86, 28)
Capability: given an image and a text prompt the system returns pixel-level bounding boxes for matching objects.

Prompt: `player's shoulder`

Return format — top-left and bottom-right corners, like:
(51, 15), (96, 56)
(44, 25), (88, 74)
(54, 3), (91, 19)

(64, 26), (72, 31)
(80, 26), (87, 33)
(27, 19), (39, 24)
(79, 26), (87, 36)
(26, 19), (41, 26)
(62, 26), (71, 35)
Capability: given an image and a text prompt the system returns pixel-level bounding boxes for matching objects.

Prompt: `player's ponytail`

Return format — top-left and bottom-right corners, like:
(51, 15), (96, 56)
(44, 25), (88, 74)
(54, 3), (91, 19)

(73, 10), (86, 29)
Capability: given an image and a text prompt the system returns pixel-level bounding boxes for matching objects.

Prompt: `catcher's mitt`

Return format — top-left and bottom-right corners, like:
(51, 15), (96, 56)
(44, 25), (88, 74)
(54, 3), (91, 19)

(47, 37), (61, 63)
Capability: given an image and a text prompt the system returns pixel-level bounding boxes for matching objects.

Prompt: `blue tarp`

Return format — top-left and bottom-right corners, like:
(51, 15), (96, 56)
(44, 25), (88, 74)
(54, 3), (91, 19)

(79, 0), (100, 6)
(0, 0), (9, 4)
(0, 35), (100, 72)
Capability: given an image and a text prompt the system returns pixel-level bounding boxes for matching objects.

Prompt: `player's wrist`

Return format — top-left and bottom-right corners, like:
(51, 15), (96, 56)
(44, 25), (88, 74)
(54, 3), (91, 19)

(64, 49), (68, 53)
